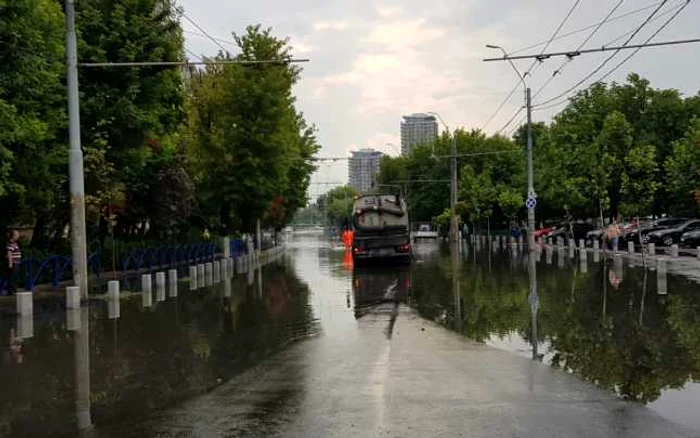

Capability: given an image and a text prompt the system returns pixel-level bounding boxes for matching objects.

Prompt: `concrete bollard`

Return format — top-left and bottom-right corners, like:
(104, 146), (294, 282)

(66, 286), (80, 310)
(594, 248), (600, 263)
(593, 239), (600, 251)
(67, 308), (81, 331)
(108, 280), (120, 319)
(155, 272), (166, 302)
(628, 241), (635, 254)
(671, 244), (679, 258)
(189, 266), (197, 290)
(648, 243), (656, 256)
(223, 277), (232, 297)
(141, 274), (152, 308)
(229, 258), (234, 277)
(197, 264), (205, 287)
(657, 259), (668, 295)
(546, 247), (553, 264)
(220, 260), (228, 280)
(579, 239), (585, 249)
(168, 269), (178, 297)
(17, 314), (34, 339)
(205, 262), (213, 286)
(580, 250), (588, 273)
(16, 292), (33, 315)
(558, 250), (565, 269)
(213, 260), (221, 284)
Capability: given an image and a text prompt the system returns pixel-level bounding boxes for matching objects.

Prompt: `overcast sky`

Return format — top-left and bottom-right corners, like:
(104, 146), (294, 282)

(178, 0), (699, 200)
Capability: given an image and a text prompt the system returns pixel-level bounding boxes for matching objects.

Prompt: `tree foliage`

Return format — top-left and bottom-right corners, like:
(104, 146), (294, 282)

(0, 2), (317, 249)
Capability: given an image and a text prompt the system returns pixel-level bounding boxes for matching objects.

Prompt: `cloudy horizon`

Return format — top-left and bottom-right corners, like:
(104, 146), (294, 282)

(179, 0), (699, 200)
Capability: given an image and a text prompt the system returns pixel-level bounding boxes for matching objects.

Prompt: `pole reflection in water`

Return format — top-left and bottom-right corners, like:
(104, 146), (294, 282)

(256, 266), (263, 299)
(657, 260), (668, 295)
(72, 306), (92, 431)
(451, 241), (462, 333)
(527, 250), (540, 361)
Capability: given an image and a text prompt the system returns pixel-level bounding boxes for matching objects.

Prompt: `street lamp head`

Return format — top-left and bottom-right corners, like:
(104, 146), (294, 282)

(485, 44), (500, 49)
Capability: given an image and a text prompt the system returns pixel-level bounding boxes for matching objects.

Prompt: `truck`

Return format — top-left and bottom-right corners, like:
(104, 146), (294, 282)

(351, 194), (411, 264)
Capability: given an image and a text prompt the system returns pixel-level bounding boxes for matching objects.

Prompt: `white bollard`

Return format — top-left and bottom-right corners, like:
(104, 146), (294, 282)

(108, 280), (120, 319)
(168, 269), (178, 297)
(189, 266), (197, 291)
(213, 260), (221, 283)
(579, 239), (585, 249)
(66, 286), (80, 310)
(141, 274), (152, 308)
(671, 244), (679, 258)
(628, 241), (635, 254)
(155, 272), (166, 302)
(16, 292), (33, 315)
(17, 314), (33, 339)
(229, 258), (234, 277)
(205, 262), (213, 286)
(224, 277), (232, 297)
(593, 240), (600, 251)
(648, 243), (656, 256)
(67, 308), (81, 331)
(580, 250), (588, 273)
(197, 264), (205, 287)
(657, 259), (668, 295)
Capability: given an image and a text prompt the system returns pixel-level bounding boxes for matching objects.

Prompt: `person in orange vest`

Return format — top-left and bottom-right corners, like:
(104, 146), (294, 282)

(342, 227), (354, 250)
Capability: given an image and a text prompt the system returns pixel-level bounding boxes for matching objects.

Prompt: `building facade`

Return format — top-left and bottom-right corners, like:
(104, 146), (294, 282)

(400, 113), (438, 156)
(348, 149), (384, 193)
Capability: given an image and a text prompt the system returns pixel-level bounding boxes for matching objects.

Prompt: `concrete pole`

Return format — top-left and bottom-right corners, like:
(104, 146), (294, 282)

(108, 280), (120, 319)
(189, 266), (197, 290)
(526, 87), (536, 252)
(450, 131), (458, 242)
(66, 0), (89, 300)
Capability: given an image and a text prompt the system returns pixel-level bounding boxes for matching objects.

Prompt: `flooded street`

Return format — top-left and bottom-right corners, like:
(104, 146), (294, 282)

(2, 233), (700, 437)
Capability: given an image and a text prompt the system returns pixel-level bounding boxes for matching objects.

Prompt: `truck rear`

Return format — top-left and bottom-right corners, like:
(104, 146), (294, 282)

(352, 194), (411, 264)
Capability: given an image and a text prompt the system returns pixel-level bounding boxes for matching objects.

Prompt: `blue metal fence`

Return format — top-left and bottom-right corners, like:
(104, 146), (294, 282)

(0, 241), (221, 294)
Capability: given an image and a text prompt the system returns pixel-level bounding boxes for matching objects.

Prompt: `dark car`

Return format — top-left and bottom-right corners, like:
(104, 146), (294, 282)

(547, 222), (596, 242)
(586, 227), (606, 243)
(647, 219), (700, 246)
(626, 217), (687, 244)
(680, 229), (700, 247)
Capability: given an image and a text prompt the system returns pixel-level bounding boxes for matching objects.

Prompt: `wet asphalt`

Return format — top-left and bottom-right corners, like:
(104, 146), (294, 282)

(102, 234), (698, 438)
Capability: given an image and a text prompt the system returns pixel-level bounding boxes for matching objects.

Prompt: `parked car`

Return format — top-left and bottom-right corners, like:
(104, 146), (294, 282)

(624, 217), (687, 244)
(534, 226), (554, 239)
(586, 227), (606, 243)
(680, 229), (700, 247)
(647, 220), (700, 246)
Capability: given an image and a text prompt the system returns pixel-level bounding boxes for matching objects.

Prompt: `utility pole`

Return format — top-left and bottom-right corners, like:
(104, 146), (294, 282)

(66, 0), (89, 301)
(450, 132), (458, 241)
(526, 87), (535, 249)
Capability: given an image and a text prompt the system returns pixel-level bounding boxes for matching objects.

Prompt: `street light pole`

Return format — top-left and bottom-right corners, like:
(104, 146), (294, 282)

(486, 44), (536, 250)
(66, 0), (89, 300)
(429, 112), (458, 241)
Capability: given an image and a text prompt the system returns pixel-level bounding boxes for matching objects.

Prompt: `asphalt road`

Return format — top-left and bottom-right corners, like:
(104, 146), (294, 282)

(104, 235), (697, 438)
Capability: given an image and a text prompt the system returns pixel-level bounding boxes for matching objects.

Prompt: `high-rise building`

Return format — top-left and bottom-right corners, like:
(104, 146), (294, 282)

(348, 148), (384, 193)
(400, 113), (438, 156)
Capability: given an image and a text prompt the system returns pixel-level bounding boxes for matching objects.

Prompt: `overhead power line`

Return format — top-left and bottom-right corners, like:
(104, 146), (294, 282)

(184, 47), (202, 62)
(484, 37), (700, 63)
(508, 1), (664, 55)
(532, 0), (670, 107)
(79, 59), (310, 68)
(531, 0), (626, 101)
(482, 0), (581, 131)
(183, 29), (236, 47)
(601, 0), (688, 47)
(181, 12), (230, 54)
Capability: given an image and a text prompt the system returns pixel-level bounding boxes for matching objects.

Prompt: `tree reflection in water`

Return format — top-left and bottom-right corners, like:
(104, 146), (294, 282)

(409, 243), (700, 404)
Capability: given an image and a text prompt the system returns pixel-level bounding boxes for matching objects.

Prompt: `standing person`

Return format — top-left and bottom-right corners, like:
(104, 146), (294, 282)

(606, 221), (621, 252)
(4, 230), (21, 296)
(462, 222), (470, 240)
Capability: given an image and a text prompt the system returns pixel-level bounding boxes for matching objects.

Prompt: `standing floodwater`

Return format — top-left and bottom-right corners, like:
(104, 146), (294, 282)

(0, 233), (699, 437)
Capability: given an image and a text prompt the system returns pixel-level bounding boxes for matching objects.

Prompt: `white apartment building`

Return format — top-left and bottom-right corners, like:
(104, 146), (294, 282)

(400, 113), (438, 156)
(348, 149), (384, 193)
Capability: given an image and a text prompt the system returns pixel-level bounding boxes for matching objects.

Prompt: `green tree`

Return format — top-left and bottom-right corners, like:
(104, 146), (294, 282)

(0, 0), (66, 242)
(664, 120), (700, 216)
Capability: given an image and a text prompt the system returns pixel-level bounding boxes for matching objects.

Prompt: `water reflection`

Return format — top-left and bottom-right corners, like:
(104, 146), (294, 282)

(0, 261), (318, 436)
(352, 266), (411, 340)
(409, 242), (700, 412)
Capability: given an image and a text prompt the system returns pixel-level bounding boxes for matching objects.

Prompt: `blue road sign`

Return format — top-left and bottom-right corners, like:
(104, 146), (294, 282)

(525, 196), (536, 209)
